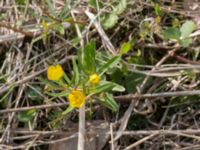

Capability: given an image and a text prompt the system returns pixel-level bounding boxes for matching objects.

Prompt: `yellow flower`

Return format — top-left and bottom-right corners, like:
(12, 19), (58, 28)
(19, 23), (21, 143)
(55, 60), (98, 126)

(47, 64), (64, 81)
(89, 74), (100, 85)
(68, 89), (86, 108)
(155, 16), (161, 24)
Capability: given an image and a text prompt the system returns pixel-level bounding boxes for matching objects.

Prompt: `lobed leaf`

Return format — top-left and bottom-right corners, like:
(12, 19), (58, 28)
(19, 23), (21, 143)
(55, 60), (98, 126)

(98, 56), (121, 75)
(96, 93), (119, 112)
(83, 40), (96, 74)
(180, 21), (196, 38)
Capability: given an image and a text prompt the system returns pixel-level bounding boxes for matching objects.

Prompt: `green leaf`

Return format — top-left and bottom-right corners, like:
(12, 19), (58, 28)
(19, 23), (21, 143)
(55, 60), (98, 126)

(42, 19), (47, 30)
(72, 57), (79, 85)
(96, 93), (119, 112)
(83, 40), (96, 74)
(88, 0), (103, 8)
(92, 81), (124, 93)
(180, 21), (196, 38)
(163, 27), (181, 40)
(154, 3), (161, 16)
(98, 56), (121, 75)
(17, 109), (36, 122)
(72, 37), (81, 47)
(180, 38), (193, 47)
(62, 106), (73, 115)
(113, 0), (127, 15)
(57, 25), (65, 35)
(77, 47), (82, 69)
(92, 81), (115, 94)
(37, 77), (58, 89)
(27, 86), (42, 101)
(172, 18), (180, 28)
(112, 83), (125, 92)
(46, 0), (57, 17)
(58, 3), (69, 19)
(120, 42), (132, 55)
(102, 13), (118, 30)
(16, 0), (27, 5)
(63, 73), (71, 85)
(125, 73), (145, 93)
(46, 90), (69, 97)
(42, 20), (48, 44)
(0, 86), (14, 103)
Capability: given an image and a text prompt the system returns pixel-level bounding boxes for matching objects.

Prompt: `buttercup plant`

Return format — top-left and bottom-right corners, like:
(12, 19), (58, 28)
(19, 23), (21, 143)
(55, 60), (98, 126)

(43, 40), (124, 114)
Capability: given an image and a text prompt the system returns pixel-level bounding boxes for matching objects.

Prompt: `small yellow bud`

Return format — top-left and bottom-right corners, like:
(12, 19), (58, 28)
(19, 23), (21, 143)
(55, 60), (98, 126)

(47, 64), (64, 81)
(155, 16), (161, 24)
(68, 89), (86, 108)
(89, 74), (100, 85)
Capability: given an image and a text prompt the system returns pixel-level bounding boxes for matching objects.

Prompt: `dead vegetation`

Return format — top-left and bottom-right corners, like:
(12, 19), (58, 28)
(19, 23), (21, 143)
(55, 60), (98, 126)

(1, 0), (200, 149)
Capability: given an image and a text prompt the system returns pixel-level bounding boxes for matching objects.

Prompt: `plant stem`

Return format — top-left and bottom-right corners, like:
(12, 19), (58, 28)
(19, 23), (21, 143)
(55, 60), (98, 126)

(71, 10), (86, 150)
(78, 105), (85, 150)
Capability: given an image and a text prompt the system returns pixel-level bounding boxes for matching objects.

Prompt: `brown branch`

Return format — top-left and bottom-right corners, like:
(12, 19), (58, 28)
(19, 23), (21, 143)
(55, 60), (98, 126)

(115, 90), (200, 102)
(169, 51), (200, 65)
(43, 12), (87, 25)
(142, 2), (192, 17)
(0, 103), (68, 114)
(124, 132), (159, 150)
(0, 22), (34, 37)
(3, 129), (200, 136)
(121, 130), (200, 136)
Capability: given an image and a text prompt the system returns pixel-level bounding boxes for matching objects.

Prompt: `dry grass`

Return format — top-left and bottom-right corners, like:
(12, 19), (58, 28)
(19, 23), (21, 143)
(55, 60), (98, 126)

(1, 0), (200, 149)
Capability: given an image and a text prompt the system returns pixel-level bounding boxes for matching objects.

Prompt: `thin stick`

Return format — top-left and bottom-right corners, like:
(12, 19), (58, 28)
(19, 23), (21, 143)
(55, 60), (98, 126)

(85, 10), (116, 55)
(78, 105), (85, 150)
(0, 103), (68, 114)
(110, 123), (115, 150)
(115, 90), (200, 101)
(121, 130), (200, 135)
(0, 21), (34, 37)
(124, 132), (159, 150)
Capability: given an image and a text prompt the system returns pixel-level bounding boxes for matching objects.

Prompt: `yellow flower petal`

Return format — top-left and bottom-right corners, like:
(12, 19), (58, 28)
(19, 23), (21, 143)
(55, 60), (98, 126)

(68, 89), (86, 108)
(89, 74), (100, 85)
(47, 64), (64, 81)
